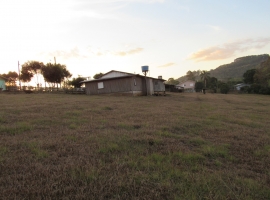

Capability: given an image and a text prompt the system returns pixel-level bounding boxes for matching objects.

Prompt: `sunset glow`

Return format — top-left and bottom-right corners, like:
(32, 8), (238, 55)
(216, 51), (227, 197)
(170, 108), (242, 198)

(1, 0), (270, 80)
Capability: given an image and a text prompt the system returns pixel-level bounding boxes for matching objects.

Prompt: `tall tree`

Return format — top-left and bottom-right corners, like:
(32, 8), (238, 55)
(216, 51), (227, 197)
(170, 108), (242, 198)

(243, 69), (256, 84)
(208, 77), (218, 91)
(200, 70), (210, 88)
(93, 73), (104, 79)
(69, 77), (86, 88)
(21, 61), (44, 86)
(254, 57), (270, 87)
(165, 78), (179, 85)
(20, 68), (32, 83)
(195, 81), (204, 92)
(186, 70), (195, 81)
(41, 63), (72, 89)
(0, 71), (18, 86)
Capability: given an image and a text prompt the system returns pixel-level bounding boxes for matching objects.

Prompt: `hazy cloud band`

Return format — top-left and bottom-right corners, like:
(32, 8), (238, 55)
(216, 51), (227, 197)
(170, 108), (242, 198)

(189, 37), (270, 62)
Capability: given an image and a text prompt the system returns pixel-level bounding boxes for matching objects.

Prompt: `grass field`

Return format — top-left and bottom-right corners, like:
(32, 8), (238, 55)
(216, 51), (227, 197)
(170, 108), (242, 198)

(0, 92), (269, 199)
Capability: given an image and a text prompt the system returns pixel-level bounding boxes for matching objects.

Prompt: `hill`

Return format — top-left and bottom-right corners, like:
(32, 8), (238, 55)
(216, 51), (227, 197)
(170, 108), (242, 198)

(176, 54), (269, 83)
(209, 54), (269, 81)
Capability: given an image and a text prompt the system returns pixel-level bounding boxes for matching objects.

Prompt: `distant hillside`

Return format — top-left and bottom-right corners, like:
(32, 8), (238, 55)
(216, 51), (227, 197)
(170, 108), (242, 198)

(176, 54), (269, 83)
(209, 54), (269, 81)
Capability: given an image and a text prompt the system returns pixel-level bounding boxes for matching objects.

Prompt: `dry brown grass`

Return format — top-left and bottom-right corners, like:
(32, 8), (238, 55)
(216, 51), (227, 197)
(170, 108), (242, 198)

(0, 92), (269, 199)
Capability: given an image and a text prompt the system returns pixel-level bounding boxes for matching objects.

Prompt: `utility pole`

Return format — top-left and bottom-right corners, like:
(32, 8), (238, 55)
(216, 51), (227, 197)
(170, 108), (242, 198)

(18, 61), (21, 90)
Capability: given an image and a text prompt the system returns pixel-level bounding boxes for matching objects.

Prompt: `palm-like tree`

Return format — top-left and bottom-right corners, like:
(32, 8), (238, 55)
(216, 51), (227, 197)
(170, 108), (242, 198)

(200, 70), (210, 88)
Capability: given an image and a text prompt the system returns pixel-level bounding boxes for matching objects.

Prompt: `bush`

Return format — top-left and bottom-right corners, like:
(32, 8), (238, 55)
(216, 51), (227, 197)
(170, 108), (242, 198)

(220, 83), (230, 94)
(240, 86), (250, 93)
(259, 87), (270, 95)
(195, 82), (204, 92)
(250, 84), (261, 94)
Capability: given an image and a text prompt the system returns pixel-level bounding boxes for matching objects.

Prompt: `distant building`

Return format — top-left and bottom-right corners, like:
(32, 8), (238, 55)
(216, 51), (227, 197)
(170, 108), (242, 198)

(165, 84), (183, 92)
(0, 76), (7, 90)
(234, 83), (250, 91)
(176, 80), (196, 92)
(82, 70), (166, 96)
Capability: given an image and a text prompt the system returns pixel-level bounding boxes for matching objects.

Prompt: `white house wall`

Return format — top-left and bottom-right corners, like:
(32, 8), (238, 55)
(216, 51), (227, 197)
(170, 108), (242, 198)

(176, 80), (195, 89)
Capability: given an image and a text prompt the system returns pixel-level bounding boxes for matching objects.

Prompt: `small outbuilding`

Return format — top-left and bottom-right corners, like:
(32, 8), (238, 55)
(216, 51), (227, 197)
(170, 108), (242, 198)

(82, 70), (166, 96)
(176, 80), (196, 93)
(0, 76), (7, 91)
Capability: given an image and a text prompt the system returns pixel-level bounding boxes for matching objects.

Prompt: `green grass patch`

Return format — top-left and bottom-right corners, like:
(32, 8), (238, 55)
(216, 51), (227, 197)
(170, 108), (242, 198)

(117, 123), (135, 130)
(202, 144), (230, 159)
(68, 123), (77, 129)
(25, 142), (49, 159)
(0, 122), (32, 135)
(0, 146), (7, 162)
(254, 145), (270, 157)
(156, 130), (181, 138)
(103, 106), (113, 110)
(65, 135), (78, 142)
(189, 137), (207, 146)
(65, 110), (82, 117)
(70, 167), (99, 183)
(0, 114), (7, 124)
(99, 142), (121, 153)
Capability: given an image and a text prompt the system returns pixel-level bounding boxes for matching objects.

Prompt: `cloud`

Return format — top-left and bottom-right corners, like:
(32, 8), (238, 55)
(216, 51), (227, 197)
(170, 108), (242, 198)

(189, 37), (270, 62)
(70, 0), (165, 21)
(114, 48), (144, 56)
(75, 0), (164, 4)
(206, 25), (222, 32)
(44, 47), (88, 60)
(157, 62), (175, 68)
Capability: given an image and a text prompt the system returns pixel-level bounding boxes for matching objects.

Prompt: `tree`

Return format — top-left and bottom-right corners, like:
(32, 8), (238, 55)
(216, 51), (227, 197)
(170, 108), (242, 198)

(186, 70), (195, 81)
(41, 63), (72, 89)
(69, 77), (86, 88)
(20, 68), (32, 83)
(220, 83), (230, 94)
(0, 71), (18, 86)
(243, 69), (256, 84)
(200, 70), (210, 88)
(21, 61), (44, 86)
(93, 73), (104, 79)
(208, 77), (218, 92)
(254, 57), (270, 87)
(165, 78), (179, 85)
(195, 81), (204, 92)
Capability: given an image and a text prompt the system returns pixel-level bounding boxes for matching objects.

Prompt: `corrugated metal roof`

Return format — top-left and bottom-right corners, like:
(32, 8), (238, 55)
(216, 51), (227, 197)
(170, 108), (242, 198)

(81, 70), (166, 83)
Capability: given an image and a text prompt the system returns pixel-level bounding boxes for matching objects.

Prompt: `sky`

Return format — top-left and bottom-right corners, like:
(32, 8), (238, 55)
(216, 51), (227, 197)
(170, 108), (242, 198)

(1, 0), (270, 82)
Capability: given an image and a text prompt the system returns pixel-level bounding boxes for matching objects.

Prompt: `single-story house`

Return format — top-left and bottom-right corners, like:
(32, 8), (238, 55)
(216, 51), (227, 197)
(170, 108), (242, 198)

(81, 70), (166, 96)
(0, 76), (7, 90)
(234, 83), (250, 91)
(175, 80), (196, 92)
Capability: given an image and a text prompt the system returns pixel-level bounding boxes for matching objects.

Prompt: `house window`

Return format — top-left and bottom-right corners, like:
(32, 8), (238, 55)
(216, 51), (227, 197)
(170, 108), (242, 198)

(98, 82), (104, 89)
(134, 79), (137, 86)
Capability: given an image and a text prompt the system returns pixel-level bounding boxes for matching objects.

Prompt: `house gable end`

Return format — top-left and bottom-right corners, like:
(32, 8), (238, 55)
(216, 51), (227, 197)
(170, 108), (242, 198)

(100, 70), (134, 79)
